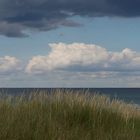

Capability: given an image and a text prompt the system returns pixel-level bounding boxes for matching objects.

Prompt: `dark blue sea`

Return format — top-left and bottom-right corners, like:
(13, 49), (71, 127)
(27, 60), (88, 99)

(0, 88), (140, 105)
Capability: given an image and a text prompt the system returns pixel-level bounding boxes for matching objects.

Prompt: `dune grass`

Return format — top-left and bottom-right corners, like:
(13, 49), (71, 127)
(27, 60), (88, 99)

(0, 90), (139, 140)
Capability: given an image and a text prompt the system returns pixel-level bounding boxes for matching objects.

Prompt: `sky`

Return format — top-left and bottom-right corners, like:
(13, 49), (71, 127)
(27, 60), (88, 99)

(0, 0), (140, 87)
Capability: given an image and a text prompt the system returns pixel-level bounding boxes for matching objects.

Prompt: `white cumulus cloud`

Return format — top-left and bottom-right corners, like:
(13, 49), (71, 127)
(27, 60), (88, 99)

(26, 43), (140, 74)
(0, 56), (21, 74)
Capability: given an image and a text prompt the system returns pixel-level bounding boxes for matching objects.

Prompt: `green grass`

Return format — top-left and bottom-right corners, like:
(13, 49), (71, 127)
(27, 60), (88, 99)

(0, 90), (139, 140)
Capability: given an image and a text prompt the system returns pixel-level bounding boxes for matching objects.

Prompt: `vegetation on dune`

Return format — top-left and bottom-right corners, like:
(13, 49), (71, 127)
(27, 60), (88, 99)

(0, 90), (139, 140)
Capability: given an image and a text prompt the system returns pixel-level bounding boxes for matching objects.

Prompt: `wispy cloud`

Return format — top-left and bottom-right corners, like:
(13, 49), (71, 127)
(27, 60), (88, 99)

(0, 0), (140, 37)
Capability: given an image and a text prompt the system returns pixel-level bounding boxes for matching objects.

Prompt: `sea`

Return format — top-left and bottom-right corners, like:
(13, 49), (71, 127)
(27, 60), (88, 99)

(0, 88), (140, 105)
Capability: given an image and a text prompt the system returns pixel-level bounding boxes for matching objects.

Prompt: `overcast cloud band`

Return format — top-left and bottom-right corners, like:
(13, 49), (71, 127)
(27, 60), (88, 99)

(0, 0), (140, 37)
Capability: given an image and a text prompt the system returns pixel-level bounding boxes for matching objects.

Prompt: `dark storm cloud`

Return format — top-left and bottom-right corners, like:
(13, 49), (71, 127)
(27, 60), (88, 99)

(0, 0), (140, 37)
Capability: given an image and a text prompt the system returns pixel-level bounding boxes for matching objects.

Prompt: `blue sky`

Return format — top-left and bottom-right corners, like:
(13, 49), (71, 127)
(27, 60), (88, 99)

(0, 0), (140, 87)
(1, 17), (140, 58)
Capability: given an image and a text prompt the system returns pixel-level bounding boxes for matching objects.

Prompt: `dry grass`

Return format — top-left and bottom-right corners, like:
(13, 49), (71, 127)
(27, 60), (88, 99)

(0, 90), (139, 140)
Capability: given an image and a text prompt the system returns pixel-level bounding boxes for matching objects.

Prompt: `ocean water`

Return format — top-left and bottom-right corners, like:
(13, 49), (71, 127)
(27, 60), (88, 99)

(0, 88), (140, 105)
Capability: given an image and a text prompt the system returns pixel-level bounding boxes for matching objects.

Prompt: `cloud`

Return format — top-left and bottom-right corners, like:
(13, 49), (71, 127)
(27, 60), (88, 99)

(0, 22), (27, 37)
(0, 0), (140, 37)
(26, 43), (140, 74)
(0, 56), (21, 74)
(0, 47), (139, 87)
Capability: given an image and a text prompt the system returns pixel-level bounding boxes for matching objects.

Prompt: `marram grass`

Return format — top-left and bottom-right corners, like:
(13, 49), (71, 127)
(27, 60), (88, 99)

(0, 90), (139, 140)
